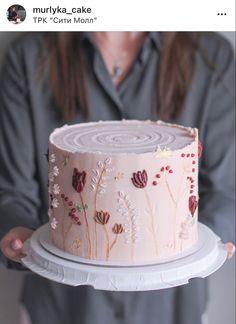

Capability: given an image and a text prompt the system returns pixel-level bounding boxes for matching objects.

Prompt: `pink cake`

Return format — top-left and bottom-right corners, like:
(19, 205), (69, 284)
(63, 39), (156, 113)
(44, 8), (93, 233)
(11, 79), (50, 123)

(48, 120), (200, 265)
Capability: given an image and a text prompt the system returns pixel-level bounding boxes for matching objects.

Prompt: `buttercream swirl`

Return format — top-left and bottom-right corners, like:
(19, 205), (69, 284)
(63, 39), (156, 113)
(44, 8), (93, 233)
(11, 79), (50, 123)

(51, 121), (194, 153)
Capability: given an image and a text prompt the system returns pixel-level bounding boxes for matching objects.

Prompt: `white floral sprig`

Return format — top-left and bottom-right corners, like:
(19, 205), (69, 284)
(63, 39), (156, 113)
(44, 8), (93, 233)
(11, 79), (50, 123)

(48, 152), (60, 216)
(144, 205), (158, 235)
(49, 172), (55, 183)
(51, 198), (59, 208)
(49, 154), (56, 163)
(90, 157), (113, 195)
(50, 217), (58, 229)
(154, 146), (172, 158)
(52, 184), (60, 195)
(52, 166), (59, 176)
(179, 215), (192, 240)
(117, 191), (140, 244)
(49, 166), (59, 183)
(48, 209), (53, 218)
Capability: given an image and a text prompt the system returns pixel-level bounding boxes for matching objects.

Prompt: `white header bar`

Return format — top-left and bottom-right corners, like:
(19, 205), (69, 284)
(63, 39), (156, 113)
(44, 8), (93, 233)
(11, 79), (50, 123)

(0, 0), (235, 31)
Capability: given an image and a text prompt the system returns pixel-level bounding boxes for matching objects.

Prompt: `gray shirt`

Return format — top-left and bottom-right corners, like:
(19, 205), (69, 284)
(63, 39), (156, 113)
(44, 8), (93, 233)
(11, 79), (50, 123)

(0, 32), (235, 324)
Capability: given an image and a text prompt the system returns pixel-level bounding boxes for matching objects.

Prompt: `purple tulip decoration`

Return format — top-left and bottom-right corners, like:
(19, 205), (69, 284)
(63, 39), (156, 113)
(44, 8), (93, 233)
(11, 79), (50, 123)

(72, 168), (86, 193)
(131, 170), (148, 188)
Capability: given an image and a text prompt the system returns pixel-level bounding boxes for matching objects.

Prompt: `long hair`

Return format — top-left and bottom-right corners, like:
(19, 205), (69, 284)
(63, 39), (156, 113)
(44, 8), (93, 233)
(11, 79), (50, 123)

(44, 32), (199, 121)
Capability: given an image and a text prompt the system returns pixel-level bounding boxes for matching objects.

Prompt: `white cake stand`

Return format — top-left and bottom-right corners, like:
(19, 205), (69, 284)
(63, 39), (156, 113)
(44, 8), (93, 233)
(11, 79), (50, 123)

(21, 223), (227, 291)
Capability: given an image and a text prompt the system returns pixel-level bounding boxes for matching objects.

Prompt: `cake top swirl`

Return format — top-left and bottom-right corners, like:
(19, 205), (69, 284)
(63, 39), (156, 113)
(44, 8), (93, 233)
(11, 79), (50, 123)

(50, 120), (196, 154)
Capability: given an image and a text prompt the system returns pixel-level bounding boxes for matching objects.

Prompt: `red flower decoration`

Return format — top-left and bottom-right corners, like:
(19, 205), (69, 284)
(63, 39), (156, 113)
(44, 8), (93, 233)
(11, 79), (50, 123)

(131, 170), (148, 188)
(72, 168), (86, 193)
(189, 195), (198, 217)
(198, 141), (203, 158)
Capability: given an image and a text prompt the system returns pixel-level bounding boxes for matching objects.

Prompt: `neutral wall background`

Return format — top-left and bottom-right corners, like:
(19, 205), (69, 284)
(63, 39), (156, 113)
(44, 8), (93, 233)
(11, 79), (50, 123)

(0, 32), (235, 324)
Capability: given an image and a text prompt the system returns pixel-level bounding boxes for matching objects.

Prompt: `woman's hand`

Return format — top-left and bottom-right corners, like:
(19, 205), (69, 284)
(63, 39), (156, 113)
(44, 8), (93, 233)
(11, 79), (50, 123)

(225, 242), (235, 259)
(0, 227), (33, 263)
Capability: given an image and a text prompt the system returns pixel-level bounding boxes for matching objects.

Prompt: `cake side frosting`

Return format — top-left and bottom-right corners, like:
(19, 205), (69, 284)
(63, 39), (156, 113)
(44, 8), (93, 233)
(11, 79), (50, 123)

(48, 120), (200, 264)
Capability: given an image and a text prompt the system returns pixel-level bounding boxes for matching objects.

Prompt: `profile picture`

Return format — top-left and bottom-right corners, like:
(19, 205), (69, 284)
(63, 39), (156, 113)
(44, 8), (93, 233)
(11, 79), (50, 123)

(7, 4), (26, 24)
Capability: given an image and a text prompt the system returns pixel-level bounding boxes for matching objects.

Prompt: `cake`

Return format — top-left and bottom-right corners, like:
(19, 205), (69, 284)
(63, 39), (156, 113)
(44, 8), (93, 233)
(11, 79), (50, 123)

(47, 120), (201, 265)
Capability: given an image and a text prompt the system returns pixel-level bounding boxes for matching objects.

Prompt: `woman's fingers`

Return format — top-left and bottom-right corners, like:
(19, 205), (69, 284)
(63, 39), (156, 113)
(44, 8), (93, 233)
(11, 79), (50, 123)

(225, 242), (235, 259)
(11, 239), (23, 250)
(2, 242), (26, 262)
(0, 227), (33, 263)
(9, 227), (34, 242)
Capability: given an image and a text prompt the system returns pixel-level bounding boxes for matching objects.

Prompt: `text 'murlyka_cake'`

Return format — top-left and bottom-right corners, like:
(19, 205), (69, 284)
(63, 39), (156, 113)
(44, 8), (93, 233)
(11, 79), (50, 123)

(47, 120), (202, 265)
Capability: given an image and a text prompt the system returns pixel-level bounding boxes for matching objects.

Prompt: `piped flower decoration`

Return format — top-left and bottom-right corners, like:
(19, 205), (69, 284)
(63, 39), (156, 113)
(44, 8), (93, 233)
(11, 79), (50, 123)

(50, 217), (58, 229)
(51, 198), (59, 208)
(112, 224), (124, 234)
(52, 166), (59, 177)
(72, 168), (86, 193)
(50, 154), (56, 163)
(198, 141), (203, 158)
(131, 170), (148, 188)
(73, 239), (81, 249)
(94, 211), (110, 225)
(189, 195), (198, 217)
(49, 172), (55, 182)
(52, 184), (60, 195)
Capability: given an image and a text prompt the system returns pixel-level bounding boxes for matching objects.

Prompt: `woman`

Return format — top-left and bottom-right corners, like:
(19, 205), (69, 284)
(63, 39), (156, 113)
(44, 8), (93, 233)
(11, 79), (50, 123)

(0, 32), (235, 324)
(8, 6), (18, 21)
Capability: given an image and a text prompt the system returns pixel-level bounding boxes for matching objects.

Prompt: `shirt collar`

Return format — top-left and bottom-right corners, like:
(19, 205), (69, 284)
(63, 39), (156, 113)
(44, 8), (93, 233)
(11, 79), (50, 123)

(149, 32), (161, 51)
(136, 32), (160, 65)
(81, 32), (161, 52)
